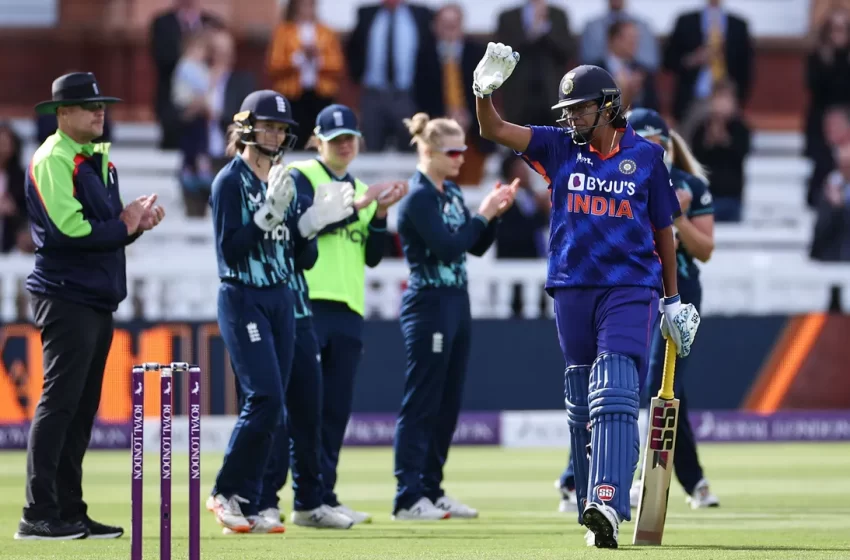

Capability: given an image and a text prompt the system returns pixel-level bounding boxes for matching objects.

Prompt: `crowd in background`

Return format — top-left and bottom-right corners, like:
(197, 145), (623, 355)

(3, 0), (850, 264)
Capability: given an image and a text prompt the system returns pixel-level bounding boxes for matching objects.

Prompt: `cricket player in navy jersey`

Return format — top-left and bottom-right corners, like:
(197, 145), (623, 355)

(474, 43), (701, 548)
(287, 104), (407, 525)
(627, 108), (719, 510)
(254, 187), (361, 531)
(206, 90), (354, 534)
(392, 112), (518, 521)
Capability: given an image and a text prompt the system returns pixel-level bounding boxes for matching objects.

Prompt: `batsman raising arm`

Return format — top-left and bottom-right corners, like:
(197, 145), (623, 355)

(473, 43), (701, 548)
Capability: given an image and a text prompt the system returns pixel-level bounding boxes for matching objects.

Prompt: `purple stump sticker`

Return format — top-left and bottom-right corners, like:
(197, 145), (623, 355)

(130, 367), (144, 560)
(344, 412), (500, 446)
(188, 366), (201, 560)
(160, 368), (173, 560)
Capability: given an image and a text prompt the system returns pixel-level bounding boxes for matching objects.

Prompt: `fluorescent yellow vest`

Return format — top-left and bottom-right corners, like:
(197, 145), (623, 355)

(286, 159), (377, 317)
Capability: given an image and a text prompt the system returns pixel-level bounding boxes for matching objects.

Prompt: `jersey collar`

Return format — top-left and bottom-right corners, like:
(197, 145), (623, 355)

(57, 129), (95, 156)
(587, 124), (636, 160)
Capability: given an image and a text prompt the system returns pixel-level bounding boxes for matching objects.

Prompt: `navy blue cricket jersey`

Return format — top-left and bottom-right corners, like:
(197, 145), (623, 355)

(211, 155), (309, 288)
(670, 166), (714, 280)
(396, 170), (497, 291)
(518, 124), (680, 291)
(289, 193), (319, 318)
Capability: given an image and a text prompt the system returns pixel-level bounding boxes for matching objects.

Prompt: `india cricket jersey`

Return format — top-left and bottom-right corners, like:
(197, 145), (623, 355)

(518, 124), (681, 291)
(211, 155), (307, 288)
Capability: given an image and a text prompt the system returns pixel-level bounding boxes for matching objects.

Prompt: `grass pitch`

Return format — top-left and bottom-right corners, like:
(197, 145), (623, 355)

(1, 444), (849, 559)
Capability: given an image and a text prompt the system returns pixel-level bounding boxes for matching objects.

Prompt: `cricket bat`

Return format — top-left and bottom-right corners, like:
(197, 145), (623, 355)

(632, 338), (679, 546)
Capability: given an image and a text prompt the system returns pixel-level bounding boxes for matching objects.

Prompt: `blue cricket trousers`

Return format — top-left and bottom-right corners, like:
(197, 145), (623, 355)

(393, 288), (471, 513)
(557, 286), (656, 501)
(311, 300), (364, 507)
(257, 317), (325, 512)
(212, 281), (295, 516)
(645, 275), (704, 494)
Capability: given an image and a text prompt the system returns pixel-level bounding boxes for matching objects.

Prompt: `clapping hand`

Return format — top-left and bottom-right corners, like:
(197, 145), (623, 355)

(138, 194), (165, 231)
(120, 195), (156, 235)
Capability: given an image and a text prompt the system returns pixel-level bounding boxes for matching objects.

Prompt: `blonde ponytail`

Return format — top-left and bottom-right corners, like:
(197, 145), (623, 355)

(225, 124), (245, 157)
(403, 112), (464, 149)
(669, 130), (708, 183)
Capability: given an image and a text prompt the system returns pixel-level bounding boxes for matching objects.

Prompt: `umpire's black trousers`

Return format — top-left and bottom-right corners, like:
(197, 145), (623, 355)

(23, 295), (114, 522)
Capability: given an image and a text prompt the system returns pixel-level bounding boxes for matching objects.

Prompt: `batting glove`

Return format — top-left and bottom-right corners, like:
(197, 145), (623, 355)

(659, 294), (701, 357)
(298, 181), (355, 239)
(473, 42), (520, 99)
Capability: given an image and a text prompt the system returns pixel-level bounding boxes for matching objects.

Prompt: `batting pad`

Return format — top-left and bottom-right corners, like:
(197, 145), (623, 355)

(564, 364), (591, 524)
(588, 353), (640, 522)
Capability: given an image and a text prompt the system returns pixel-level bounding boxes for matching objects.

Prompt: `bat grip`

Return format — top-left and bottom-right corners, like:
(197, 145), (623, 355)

(657, 338), (677, 400)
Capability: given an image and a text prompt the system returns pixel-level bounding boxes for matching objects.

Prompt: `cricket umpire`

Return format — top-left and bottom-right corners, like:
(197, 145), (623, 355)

(15, 72), (165, 540)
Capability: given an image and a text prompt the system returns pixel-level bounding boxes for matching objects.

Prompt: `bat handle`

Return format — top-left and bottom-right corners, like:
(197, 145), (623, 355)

(657, 338), (677, 400)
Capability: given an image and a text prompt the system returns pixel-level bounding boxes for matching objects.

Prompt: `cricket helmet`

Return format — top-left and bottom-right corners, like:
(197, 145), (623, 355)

(232, 90), (299, 161)
(551, 65), (623, 145)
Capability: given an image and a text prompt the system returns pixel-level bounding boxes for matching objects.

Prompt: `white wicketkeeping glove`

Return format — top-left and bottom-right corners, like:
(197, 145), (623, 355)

(473, 42), (520, 99)
(298, 181), (355, 239)
(659, 295), (701, 357)
(254, 164), (296, 231)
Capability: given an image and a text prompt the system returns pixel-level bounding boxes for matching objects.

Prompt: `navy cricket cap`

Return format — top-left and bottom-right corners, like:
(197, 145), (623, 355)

(628, 108), (670, 142)
(315, 104), (361, 141)
(552, 65), (620, 111)
(236, 90), (298, 126)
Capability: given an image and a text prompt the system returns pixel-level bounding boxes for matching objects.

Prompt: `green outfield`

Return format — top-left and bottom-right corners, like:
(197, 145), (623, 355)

(1, 444), (849, 559)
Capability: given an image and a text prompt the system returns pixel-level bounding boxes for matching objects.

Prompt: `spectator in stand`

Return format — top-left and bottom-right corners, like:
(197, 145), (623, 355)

(266, 0), (345, 150)
(690, 79), (751, 222)
(811, 142), (850, 262)
(346, 0), (439, 152)
(427, 3), (495, 186)
(591, 20), (658, 111)
(663, 0), (753, 126)
(150, 0), (223, 150)
(580, 0), (659, 72)
(172, 29), (216, 217)
(495, 0), (574, 127)
(207, 29), (256, 173)
(0, 122), (29, 254)
(805, 8), (850, 207)
(495, 154), (549, 317)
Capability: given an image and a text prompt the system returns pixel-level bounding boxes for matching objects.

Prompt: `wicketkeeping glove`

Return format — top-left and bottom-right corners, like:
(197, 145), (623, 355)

(473, 42), (520, 99)
(298, 181), (355, 239)
(254, 164), (296, 231)
(659, 294), (701, 357)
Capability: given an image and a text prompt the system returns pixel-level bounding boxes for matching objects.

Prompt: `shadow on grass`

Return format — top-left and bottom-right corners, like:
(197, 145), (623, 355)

(655, 545), (850, 552)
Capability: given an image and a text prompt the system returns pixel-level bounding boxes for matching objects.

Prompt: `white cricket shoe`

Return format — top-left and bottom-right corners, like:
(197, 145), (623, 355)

(291, 505), (354, 529)
(392, 497), (451, 521)
(206, 494), (251, 533)
(630, 479), (642, 508)
(687, 478), (720, 509)
(435, 496), (479, 519)
(333, 504), (372, 525)
(582, 502), (619, 549)
(223, 514), (285, 534)
(555, 479), (578, 512)
(259, 508), (285, 527)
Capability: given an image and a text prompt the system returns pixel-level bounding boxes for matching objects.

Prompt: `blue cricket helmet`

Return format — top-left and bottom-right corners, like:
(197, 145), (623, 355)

(232, 90), (299, 160)
(551, 65), (623, 145)
(627, 108), (670, 142)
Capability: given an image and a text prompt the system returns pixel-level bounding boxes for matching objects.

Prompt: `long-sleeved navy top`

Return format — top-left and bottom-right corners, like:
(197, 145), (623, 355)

(396, 170), (498, 291)
(210, 155), (312, 288)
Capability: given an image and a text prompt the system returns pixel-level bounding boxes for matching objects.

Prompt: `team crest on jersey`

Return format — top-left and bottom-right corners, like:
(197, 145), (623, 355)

(618, 160), (636, 175)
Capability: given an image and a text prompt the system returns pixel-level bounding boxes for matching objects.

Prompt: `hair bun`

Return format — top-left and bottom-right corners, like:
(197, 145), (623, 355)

(403, 112), (430, 137)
